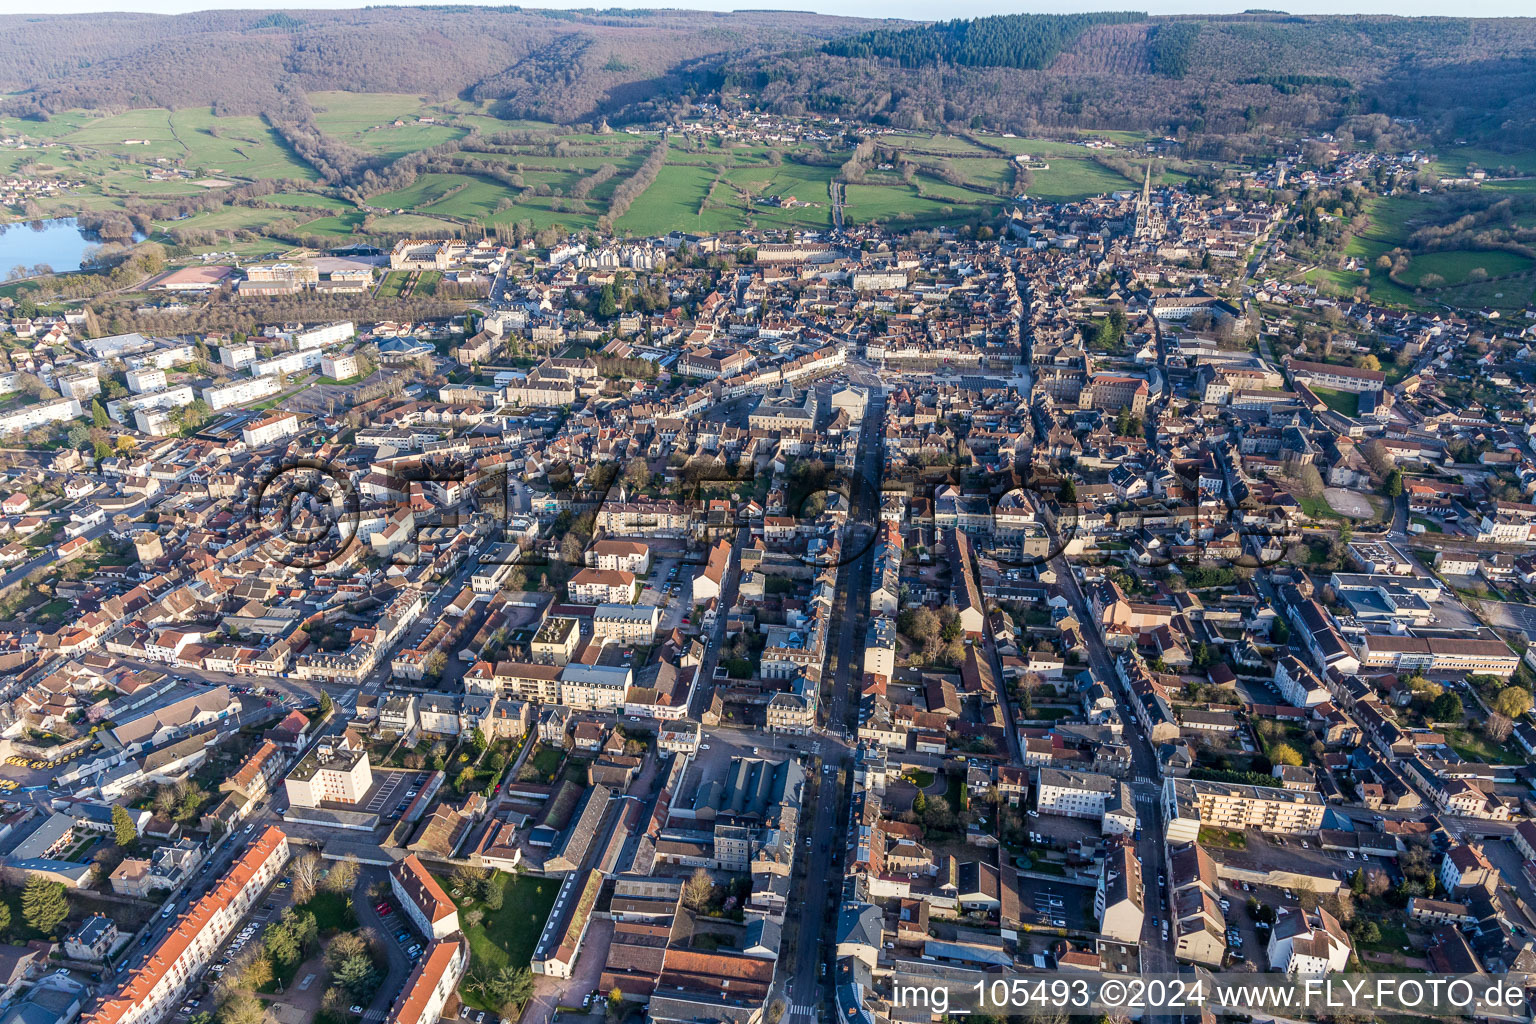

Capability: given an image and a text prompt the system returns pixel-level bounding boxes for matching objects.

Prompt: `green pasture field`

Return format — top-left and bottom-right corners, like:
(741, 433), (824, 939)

(1400, 250), (1535, 288)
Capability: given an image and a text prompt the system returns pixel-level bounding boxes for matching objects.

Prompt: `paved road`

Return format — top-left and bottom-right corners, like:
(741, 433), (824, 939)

(356, 868), (412, 1024)
(775, 363), (885, 1018)
(0, 495), (148, 592)
(1048, 552), (1175, 977)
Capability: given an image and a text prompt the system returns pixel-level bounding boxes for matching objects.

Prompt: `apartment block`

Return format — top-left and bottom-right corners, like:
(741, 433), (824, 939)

(83, 827), (290, 1024)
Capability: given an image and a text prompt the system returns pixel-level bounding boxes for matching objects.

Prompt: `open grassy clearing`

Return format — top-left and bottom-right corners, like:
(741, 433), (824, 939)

(1310, 386), (1359, 417)
(843, 180), (993, 228)
(614, 162), (733, 236)
(293, 212), (368, 238)
(1433, 146), (1536, 177)
(57, 108), (182, 157)
(1400, 249), (1535, 287)
(438, 872), (558, 1012)
(262, 193), (354, 211)
(152, 206), (299, 235)
(307, 91), (436, 133)
(1434, 274), (1536, 315)
(169, 108), (318, 180)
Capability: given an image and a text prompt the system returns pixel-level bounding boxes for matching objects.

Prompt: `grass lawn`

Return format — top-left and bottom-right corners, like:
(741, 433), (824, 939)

(1402, 249), (1535, 288)
(908, 770), (935, 788)
(615, 163), (740, 236)
(1410, 516), (1444, 534)
(527, 742), (564, 781)
(376, 271), (409, 299)
(440, 872), (559, 1009)
(300, 890), (357, 932)
(842, 181), (992, 230)
(1310, 385), (1359, 417)
(1357, 919), (1412, 954)
(1297, 493), (1343, 521)
(945, 774), (967, 812)
(1198, 826), (1247, 849)
(1444, 728), (1524, 765)
(33, 598), (72, 624)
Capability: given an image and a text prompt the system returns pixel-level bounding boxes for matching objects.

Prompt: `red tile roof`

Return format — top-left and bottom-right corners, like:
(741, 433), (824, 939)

(391, 853), (456, 924)
(85, 827), (288, 1024)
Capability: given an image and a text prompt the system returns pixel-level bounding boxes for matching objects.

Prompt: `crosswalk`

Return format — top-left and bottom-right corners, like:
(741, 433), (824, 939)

(1132, 774), (1158, 786)
(781, 1003), (818, 1024)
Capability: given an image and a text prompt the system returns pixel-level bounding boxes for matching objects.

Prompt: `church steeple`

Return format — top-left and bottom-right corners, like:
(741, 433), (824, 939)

(1134, 161), (1162, 243)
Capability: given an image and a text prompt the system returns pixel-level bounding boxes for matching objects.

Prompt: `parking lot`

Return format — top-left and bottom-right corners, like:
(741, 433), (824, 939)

(636, 555), (693, 633)
(0, 737), (104, 789)
(362, 768), (432, 818)
(1014, 874), (1094, 931)
(1213, 875), (1277, 969)
(371, 891), (431, 967)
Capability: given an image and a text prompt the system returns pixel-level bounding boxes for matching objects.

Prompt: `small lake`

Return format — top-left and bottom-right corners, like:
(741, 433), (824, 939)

(0, 218), (142, 276)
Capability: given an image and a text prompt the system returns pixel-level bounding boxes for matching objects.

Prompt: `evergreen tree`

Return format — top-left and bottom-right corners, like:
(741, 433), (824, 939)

(112, 804), (138, 847)
(21, 874), (67, 935)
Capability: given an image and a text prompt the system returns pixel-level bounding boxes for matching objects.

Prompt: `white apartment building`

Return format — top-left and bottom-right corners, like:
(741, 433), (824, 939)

(1095, 843), (1144, 943)
(134, 407), (176, 437)
(57, 372), (101, 401)
(590, 539), (652, 574)
(82, 827), (290, 1024)
(124, 367), (166, 393)
(203, 374), (282, 411)
(559, 664), (631, 711)
(294, 321), (355, 349)
(567, 568), (638, 604)
(283, 732), (372, 807)
(250, 347), (325, 378)
(1035, 768), (1115, 820)
(1162, 777), (1326, 843)
(865, 616), (897, 681)
(390, 853), (460, 940)
(107, 387), (193, 426)
(1268, 907), (1352, 975)
(321, 351), (364, 379)
(219, 343), (256, 370)
(592, 603), (660, 644)
(0, 396), (80, 436)
(1275, 655), (1329, 708)
(386, 938), (467, 1024)
(242, 411), (301, 448)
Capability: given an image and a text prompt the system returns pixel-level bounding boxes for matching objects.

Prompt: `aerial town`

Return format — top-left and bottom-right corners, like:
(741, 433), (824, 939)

(2, 81), (1536, 1024)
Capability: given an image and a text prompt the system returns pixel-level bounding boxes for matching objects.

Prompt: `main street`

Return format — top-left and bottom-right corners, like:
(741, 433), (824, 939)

(1024, 252), (1179, 978)
(1049, 551), (1176, 977)
(775, 364), (886, 1022)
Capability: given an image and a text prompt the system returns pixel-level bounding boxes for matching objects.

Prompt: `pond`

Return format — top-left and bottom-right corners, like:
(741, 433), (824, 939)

(0, 217), (142, 276)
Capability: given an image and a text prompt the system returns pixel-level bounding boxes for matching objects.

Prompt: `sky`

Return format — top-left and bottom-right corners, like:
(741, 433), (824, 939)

(16, 0), (1536, 18)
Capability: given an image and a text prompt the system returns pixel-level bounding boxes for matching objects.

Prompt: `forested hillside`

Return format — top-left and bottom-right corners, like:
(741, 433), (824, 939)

(0, 8), (1532, 146)
(822, 12), (1144, 70)
(0, 8), (883, 124)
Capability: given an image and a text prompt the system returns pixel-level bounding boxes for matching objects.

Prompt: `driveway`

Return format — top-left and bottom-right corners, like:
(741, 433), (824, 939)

(356, 868), (411, 1024)
(519, 917), (613, 1024)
